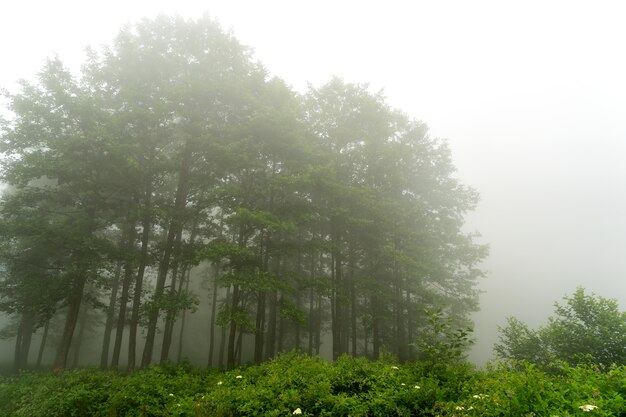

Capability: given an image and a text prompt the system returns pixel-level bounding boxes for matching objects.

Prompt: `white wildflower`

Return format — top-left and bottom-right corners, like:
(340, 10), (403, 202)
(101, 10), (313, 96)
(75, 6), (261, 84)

(168, 393), (174, 397)
(217, 381), (223, 385)
(391, 366), (399, 370)
(401, 383), (406, 386)
(293, 407), (302, 415)
(414, 385), (421, 389)
(455, 406), (465, 410)
(235, 375), (243, 379)
(579, 404), (598, 411)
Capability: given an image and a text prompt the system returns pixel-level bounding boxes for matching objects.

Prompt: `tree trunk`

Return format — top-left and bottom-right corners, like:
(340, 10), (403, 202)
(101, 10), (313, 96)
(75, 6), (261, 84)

(254, 230), (270, 364)
(100, 261), (123, 369)
(71, 303), (89, 368)
(265, 289), (277, 360)
(254, 291), (266, 364)
(277, 296), (285, 354)
(406, 289), (415, 361)
(111, 254), (136, 369)
(104, 216), (137, 369)
(294, 245), (302, 352)
(128, 181), (153, 371)
(372, 294), (380, 359)
(159, 227), (185, 364)
(54, 271), (88, 369)
(235, 326), (243, 366)
(350, 270), (357, 356)
(207, 264), (220, 367)
(176, 267), (192, 363)
(142, 139), (192, 368)
(307, 285), (314, 356)
(395, 281), (407, 362)
(218, 285), (230, 369)
(331, 245), (344, 359)
(14, 314), (34, 371)
(164, 223), (196, 363)
(226, 284), (240, 369)
(36, 318), (50, 368)
(314, 251), (323, 356)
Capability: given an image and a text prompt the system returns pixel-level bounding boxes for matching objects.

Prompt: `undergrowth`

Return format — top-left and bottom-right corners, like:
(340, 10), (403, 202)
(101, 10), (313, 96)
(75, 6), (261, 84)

(0, 353), (624, 416)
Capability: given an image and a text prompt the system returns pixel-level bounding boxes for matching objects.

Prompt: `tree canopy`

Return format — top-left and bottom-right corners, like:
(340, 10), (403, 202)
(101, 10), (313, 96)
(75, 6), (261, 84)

(0, 15), (486, 370)
(495, 287), (626, 366)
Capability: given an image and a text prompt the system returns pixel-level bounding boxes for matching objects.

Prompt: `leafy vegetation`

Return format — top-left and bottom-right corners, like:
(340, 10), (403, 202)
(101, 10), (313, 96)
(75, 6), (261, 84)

(0, 15), (486, 371)
(495, 288), (626, 367)
(0, 353), (624, 416)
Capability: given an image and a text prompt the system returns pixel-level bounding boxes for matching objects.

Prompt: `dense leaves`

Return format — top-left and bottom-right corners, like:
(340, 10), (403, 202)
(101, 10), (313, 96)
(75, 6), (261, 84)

(495, 288), (626, 366)
(1, 354), (625, 416)
(0, 15), (486, 371)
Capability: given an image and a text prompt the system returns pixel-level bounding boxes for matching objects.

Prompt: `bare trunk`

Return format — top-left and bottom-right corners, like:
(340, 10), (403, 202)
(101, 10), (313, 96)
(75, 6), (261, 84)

(217, 285), (230, 369)
(406, 289), (415, 361)
(372, 294), (380, 359)
(226, 284), (240, 369)
(71, 303), (88, 368)
(265, 289), (277, 360)
(54, 272), (88, 369)
(207, 264), (219, 367)
(100, 261), (123, 369)
(128, 181), (153, 372)
(36, 318), (50, 368)
(14, 314), (34, 371)
(159, 228), (185, 364)
(142, 140), (192, 368)
(254, 291), (266, 363)
(176, 267), (193, 363)
(111, 256), (135, 369)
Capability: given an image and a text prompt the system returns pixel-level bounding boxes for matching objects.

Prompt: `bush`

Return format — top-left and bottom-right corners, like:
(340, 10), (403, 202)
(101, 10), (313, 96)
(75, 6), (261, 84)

(1, 354), (625, 416)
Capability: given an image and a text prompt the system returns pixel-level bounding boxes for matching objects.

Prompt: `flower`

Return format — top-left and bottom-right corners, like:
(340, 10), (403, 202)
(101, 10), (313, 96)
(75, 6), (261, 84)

(579, 405), (598, 411)
(390, 366), (399, 370)
(293, 408), (302, 415)
(235, 375), (243, 379)
(401, 383), (406, 386)
(455, 406), (465, 410)
(217, 381), (223, 385)
(414, 385), (421, 389)
(168, 393), (174, 397)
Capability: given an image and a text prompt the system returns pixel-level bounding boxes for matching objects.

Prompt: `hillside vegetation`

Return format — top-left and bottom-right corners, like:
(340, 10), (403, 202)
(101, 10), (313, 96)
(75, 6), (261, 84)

(1, 353), (625, 416)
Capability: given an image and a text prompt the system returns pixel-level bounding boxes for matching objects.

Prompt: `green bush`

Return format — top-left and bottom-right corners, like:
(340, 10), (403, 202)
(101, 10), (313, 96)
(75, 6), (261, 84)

(1, 354), (625, 416)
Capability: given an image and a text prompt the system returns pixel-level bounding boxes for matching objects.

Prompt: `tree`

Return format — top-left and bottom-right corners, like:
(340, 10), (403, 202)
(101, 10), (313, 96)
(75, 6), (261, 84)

(1, 16), (486, 370)
(495, 288), (626, 366)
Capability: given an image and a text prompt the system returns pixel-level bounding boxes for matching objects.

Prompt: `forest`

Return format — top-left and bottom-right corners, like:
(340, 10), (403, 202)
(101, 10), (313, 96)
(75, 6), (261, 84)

(2, 14), (626, 417)
(0, 15), (486, 372)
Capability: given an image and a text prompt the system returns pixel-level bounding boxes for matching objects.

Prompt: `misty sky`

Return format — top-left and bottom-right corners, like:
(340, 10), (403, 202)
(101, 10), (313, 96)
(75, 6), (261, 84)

(2, 0), (626, 364)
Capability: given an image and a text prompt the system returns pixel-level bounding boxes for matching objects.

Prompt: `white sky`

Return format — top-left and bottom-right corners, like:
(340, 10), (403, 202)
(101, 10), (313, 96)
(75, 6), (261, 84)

(2, 0), (626, 364)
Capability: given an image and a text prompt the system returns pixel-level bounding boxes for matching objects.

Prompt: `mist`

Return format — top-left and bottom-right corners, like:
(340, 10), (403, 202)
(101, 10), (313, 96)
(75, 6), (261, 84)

(2, 1), (626, 370)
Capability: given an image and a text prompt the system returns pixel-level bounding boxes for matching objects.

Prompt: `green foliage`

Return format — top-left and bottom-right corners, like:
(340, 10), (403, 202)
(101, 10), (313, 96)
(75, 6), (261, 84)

(1, 14), (486, 371)
(496, 288), (626, 367)
(1, 355), (626, 416)
(494, 317), (550, 365)
(441, 361), (626, 417)
(414, 307), (474, 365)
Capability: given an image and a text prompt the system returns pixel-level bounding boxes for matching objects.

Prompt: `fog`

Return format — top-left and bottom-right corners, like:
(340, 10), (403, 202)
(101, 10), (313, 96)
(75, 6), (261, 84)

(2, 1), (626, 366)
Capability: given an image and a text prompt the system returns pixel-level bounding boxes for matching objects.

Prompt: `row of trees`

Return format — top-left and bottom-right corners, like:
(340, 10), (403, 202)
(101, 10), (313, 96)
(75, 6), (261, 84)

(0, 15), (486, 371)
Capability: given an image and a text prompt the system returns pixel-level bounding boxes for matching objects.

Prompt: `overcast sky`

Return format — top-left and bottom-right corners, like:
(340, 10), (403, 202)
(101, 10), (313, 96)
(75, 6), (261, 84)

(2, 0), (626, 364)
